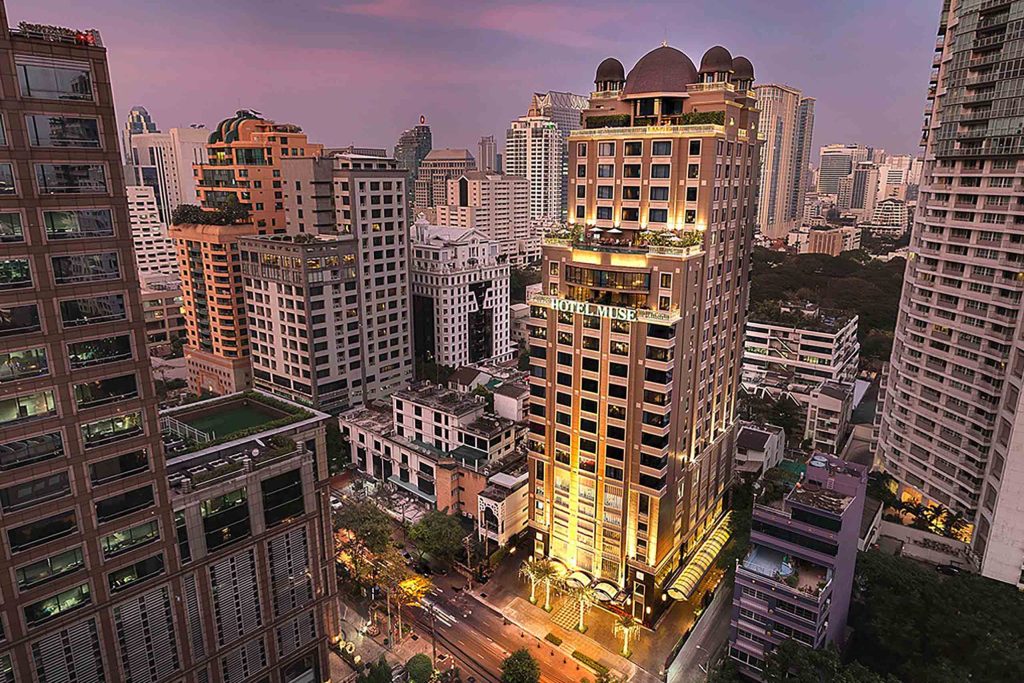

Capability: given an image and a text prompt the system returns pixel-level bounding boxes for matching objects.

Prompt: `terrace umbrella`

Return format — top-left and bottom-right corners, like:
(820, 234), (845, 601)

(590, 227), (603, 232)
(607, 227), (623, 234)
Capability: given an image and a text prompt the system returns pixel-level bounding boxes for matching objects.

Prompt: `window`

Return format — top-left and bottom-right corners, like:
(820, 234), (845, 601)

(67, 335), (132, 368)
(24, 583), (91, 626)
(689, 140), (701, 155)
(101, 519), (159, 558)
(651, 164), (670, 178)
(7, 510), (77, 552)
(687, 163), (699, 178)
(26, 115), (101, 148)
(74, 373), (138, 408)
(598, 142), (615, 156)
(597, 185), (614, 199)
(576, 164), (586, 178)
(575, 205), (585, 218)
(577, 143), (587, 156)
(96, 485), (154, 523)
(652, 141), (672, 155)
(686, 186), (698, 202)
(35, 163), (107, 194)
(16, 547), (84, 590)
(0, 114), (5, 145)
(597, 164), (614, 178)
(0, 390), (56, 425)
(262, 469), (305, 527)
(0, 213), (23, 242)
(89, 449), (148, 485)
(624, 141), (642, 156)
(16, 61), (93, 101)
(108, 553), (164, 592)
(60, 294), (126, 327)
(0, 163), (15, 196)
(649, 208), (668, 223)
(0, 472), (70, 512)
(0, 347), (48, 383)
(622, 186), (640, 200)
(44, 209), (114, 239)
(0, 258), (31, 289)
(597, 206), (613, 220)
(622, 207), (639, 221)
(202, 488), (251, 551)
(0, 432), (63, 472)
(54, 250), (119, 285)
(650, 187), (669, 201)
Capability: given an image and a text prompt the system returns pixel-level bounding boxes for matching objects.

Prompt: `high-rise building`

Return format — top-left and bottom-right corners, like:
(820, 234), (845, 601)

(410, 217), (512, 368)
(194, 110), (322, 233)
(122, 104), (158, 161)
(478, 135), (497, 172)
(528, 91), (588, 217)
(412, 148), (475, 210)
(527, 45), (761, 626)
(876, 0), (1024, 587)
(140, 274), (186, 357)
(729, 454), (868, 679)
(754, 84), (815, 239)
(393, 117), (432, 206)
(281, 152), (414, 403)
(125, 126), (209, 224)
(169, 220), (254, 395)
(436, 171), (538, 265)
(505, 116), (562, 222)
(817, 143), (867, 195)
(240, 233), (360, 412)
(127, 184), (177, 276)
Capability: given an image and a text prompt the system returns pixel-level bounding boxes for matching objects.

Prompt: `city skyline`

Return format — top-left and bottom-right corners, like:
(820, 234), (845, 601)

(17, 0), (937, 155)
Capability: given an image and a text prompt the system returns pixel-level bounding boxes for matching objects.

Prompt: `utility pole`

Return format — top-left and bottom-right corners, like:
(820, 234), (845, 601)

(429, 603), (438, 664)
(463, 534), (474, 590)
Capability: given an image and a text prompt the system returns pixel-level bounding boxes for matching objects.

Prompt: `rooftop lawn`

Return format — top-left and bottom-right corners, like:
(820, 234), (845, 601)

(177, 398), (290, 440)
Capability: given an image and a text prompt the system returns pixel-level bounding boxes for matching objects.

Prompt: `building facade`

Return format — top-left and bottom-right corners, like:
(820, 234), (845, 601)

(412, 148), (475, 211)
(528, 91), (589, 217)
(527, 45), (761, 626)
(729, 454), (868, 679)
(754, 84), (815, 239)
(410, 218), (513, 368)
(504, 116), (563, 222)
(122, 104), (158, 162)
(477, 135), (497, 172)
(127, 184), (177, 276)
(393, 118), (432, 207)
(280, 152), (414, 404)
(817, 143), (868, 195)
(140, 274), (186, 357)
(194, 110), (322, 234)
(804, 225), (860, 256)
(169, 221), (254, 396)
(125, 126), (208, 224)
(436, 171), (538, 265)
(876, 0), (1024, 586)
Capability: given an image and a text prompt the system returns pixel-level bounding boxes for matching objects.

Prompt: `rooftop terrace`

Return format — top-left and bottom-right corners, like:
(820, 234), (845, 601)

(742, 545), (831, 597)
(395, 383), (484, 417)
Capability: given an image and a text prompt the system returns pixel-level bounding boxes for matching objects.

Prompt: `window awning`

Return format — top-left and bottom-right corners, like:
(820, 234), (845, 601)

(666, 511), (732, 601)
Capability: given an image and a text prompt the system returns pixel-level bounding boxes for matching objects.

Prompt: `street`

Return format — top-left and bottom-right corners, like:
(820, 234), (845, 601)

(665, 583), (734, 683)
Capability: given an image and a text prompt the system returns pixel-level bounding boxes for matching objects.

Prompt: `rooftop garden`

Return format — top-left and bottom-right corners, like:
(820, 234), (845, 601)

(164, 391), (312, 454)
(171, 196), (250, 226)
(544, 223), (703, 250)
(747, 299), (852, 332)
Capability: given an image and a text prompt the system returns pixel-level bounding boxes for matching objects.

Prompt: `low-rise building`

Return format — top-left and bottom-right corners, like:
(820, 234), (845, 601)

(805, 382), (854, 455)
(493, 382), (529, 422)
(411, 219), (513, 368)
(735, 423), (786, 479)
(804, 225), (859, 256)
(510, 302), (531, 347)
(729, 454), (868, 679)
(478, 469), (529, 547)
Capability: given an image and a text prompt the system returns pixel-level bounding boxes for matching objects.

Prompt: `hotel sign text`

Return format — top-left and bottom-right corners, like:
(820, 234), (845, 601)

(530, 295), (679, 326)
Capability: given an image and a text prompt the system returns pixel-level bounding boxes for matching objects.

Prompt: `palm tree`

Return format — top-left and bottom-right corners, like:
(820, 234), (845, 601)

(535, 560), (560, 612)
(519, 559), (541, 604)
(562, 583), (597, 632)
(613, 613), (641, 657)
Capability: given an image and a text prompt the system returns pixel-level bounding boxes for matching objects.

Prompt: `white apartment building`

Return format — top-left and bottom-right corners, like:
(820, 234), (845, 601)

(126, 126), (208, 223)
(413, 148), (475, 210)
(876, 0), (1024, 587)
(743, 303), (860, 397)
(864, 197), (910, 237)
(805, 382), (853, 455)
(437, 171), (538, 265)
(735, 422), (786, 478)
(280, 153), (415, 405)
(410, 218), (513, 368)
(528, 91), (588, 217)
(504, 116), (562, 222)
(478, 469), (529, 547)
(127, 184), (177, 276)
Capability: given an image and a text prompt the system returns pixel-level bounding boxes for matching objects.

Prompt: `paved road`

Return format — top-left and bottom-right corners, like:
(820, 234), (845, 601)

(405, 575), (589, 683)
(666, 583), (734, 683)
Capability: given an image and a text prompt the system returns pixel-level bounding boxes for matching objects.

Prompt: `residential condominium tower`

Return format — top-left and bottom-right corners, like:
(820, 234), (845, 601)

(527, 45), (761, 626)
(754, 84), (815, 239)
(436, 171), (538, 265)
(125, 125), (208, 224)
(529, 91), (589, 217)
(412, 148), (475, 211)
(393, 117), (432, 207)
(410, 217), (513, 368)
(127, 184), (177, 277)
(876, 0), (1024, 587)
(505, 116), (562, 222)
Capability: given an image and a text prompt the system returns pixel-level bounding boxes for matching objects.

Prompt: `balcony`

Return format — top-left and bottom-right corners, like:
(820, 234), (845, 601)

(741, 546), (832, 600)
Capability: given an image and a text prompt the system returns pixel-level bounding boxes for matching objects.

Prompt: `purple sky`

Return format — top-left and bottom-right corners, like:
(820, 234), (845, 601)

(18, 0), (938, 157)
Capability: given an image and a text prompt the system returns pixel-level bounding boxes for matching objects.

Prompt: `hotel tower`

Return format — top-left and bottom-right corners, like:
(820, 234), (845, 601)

(527, 45), (761, 625)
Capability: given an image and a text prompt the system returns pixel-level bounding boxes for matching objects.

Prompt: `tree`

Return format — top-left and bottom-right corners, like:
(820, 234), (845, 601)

(501, 649), (540, 683)
(561, 582), (597, 632)
(532, 559), (560, 611)
(613, 613), (641, 656)
(170, 196), (250, 226)
(519, 558), (542, 604)
(763, 640), (897, 682)
(356, 657), (393, 683)
(409, 510), (465, 565)
(510, 267), (541, 303)
(333, 499), (393, 587)
(325, 422), (349, 475)
(406, 653), (434, 683)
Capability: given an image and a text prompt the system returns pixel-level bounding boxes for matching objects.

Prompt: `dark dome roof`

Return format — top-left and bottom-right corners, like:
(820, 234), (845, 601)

(622, 46), (698, 96)
(596, 57), (625, 83)
(209, 109), (263, 144)
(732, 56), (754, 81)
(699, 45), (734, 73)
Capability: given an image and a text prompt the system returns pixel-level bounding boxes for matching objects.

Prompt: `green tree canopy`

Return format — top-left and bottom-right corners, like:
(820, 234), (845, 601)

(406, 653), (433, 683)
(171, 196), (251, 226)
(409, 510), (465, 564)
(501, 649), (541, 683)
(356, 657), (393, 683)
(763, 640), (897, 682)
(334, 499), (392, 554)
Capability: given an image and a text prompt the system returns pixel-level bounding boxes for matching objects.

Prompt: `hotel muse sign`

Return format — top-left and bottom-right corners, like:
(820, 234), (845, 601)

(530, 295), (679, 326)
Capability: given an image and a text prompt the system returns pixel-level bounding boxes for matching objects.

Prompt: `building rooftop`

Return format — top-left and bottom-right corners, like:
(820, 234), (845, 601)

(747, 301), (855, 333)
(493, 382), (529, 400)
(395, 383), (483, 417)
(448, 367), (486, 388)
(465, 414), (514, 438)
(736, 423), (783, 451)
(424, 148), (475, 161)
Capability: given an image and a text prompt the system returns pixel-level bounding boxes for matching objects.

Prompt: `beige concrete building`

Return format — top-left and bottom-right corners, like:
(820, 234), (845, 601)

(528, 44), (761, 626)
(876, 0), (1024, 587)
(125, 126), (208, 224)
(754, 84), (815, 239)
(413, 148), (475, 211)
(140, 274), (186, 357)
(437, 171), (538, 265)
(505, 116), (562, 222)
(805, 224), (860, 256)
(127, 184), (176, 276)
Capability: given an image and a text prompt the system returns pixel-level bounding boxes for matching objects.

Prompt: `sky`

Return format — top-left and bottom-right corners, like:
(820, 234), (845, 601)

(15, 0), (940, 157)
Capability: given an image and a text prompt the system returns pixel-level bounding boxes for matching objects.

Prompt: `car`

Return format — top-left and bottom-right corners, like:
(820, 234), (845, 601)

(936, 564), (962, 576)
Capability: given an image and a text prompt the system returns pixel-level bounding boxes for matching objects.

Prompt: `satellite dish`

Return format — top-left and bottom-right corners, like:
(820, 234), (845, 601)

(251, 448), (260, 457)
